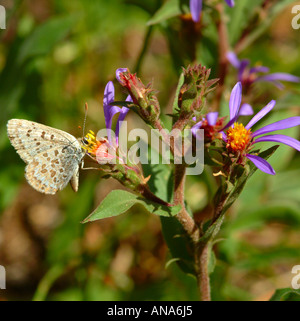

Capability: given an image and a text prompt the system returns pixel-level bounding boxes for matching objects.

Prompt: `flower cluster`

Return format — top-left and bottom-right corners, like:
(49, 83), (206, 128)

(193, 82), (300, 175)
(192, 100), (253, 143)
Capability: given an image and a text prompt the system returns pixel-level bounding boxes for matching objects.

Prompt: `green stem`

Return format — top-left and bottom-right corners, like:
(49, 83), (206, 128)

(211, 4), (230, 112)
(133, 26), (153, 74)
(32, 264), (65, 301)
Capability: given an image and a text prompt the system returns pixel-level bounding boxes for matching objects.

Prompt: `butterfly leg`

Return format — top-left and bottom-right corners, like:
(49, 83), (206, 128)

(81, 166), (103, 171)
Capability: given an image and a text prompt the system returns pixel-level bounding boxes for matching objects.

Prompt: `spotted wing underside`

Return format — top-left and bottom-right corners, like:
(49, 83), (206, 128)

(24, 147), (81, 194)
(7, 119), (79, 163)
(7, 119), (84, 194)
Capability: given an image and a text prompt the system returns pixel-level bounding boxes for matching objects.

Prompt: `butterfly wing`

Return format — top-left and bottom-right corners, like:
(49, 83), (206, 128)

(7, 119), (80, 164)
(7, 119), (85, 194)
(70, 163), (81, 192)
(24, 145), (83, 194)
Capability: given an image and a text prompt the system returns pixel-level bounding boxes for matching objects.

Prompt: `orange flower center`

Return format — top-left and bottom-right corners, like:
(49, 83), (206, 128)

(226, 123), (252, 152)
(81, 130), (104, 155)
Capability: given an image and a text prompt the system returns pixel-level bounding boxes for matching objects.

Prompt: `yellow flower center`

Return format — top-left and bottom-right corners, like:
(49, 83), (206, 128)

(226, 123), (252, 152)
(81, 130), (103, 155)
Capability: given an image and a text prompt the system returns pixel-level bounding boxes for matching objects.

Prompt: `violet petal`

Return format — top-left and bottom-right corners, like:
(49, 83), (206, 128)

(258, 72), (300, 83)
(227, 52), (240, 69)
(246, 154), (276, 175)
(115, 95), (132, 143)
(192, 121), (203, 139)
(229, 82), (242, 120)
(190, 0), (202, 22)
(245, 100), (276, 130)
(224, 0), (235, 7)
(206, 112), (219, 126)
(103, 81), (115, 130)
(252, 116), (300, 137)
(239, 103), (254, 116)
(238, 59), (250, 81)
(220, 131), (227, 141)
(249, 66), (269, 74)
(254, 134), (300, 152)
(116, 68), (128, 83)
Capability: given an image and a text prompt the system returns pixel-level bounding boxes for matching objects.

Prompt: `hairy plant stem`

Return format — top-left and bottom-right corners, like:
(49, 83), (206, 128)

(172, 115), (192, 132)
(174, 164), (200, 243)
(153, 119), (177, 155)
(194, 241), (211, 301)
(156, 120), (213, 300)
(173, 163), (211, 300)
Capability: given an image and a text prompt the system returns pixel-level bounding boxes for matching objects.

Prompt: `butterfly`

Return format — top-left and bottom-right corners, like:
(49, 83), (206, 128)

(7, 119), (85, 195)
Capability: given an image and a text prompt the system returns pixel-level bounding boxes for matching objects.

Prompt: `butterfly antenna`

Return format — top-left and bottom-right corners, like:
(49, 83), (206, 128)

(78, 103), (88, 138)
(83, 102), (88, 138)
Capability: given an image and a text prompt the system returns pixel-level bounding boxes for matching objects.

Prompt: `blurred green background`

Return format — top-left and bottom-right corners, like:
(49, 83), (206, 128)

(0, 0), (300, 301)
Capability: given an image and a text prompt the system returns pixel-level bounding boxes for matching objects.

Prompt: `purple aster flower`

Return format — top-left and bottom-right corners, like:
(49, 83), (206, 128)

(81, 73), (132, 165)
(103, 80), (131, 145)
(190, 0), (234, 23)
(227, 51), (300, 90)
(223, 82), (300, 175)
(95, 80), (131, 165)
(116, 68), (128, 84)
(192, 82), (253, 141)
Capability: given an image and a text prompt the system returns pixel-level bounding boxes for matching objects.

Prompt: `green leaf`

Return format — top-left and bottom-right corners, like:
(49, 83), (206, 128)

(82, 190), (181, 223)
(229, 202), (300, 232)
(234, 0), (297, 51)
(201, 145), (279, 244)
(172, 71), (185, 120)
(227, 0), (264, 46)
(143, 149), (195, 275)
(17, 15), (78, 66)
(235, 247), (300, 271)
(200, 211), (225, 244)
(224, 145), (279, 214)
(161, 215), (195, 275)
(207, 243), (217, 275)
(147, 0), (185, 26)
(111, 100), (136, 108)
(111, 101), (140, 118)
(270, 288), (300, 301)
(142, 147), (173, 201)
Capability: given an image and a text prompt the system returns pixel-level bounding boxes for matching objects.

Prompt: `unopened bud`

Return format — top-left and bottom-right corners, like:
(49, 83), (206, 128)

(179, 64), (218, 115)
(116, 68), (160, 127)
